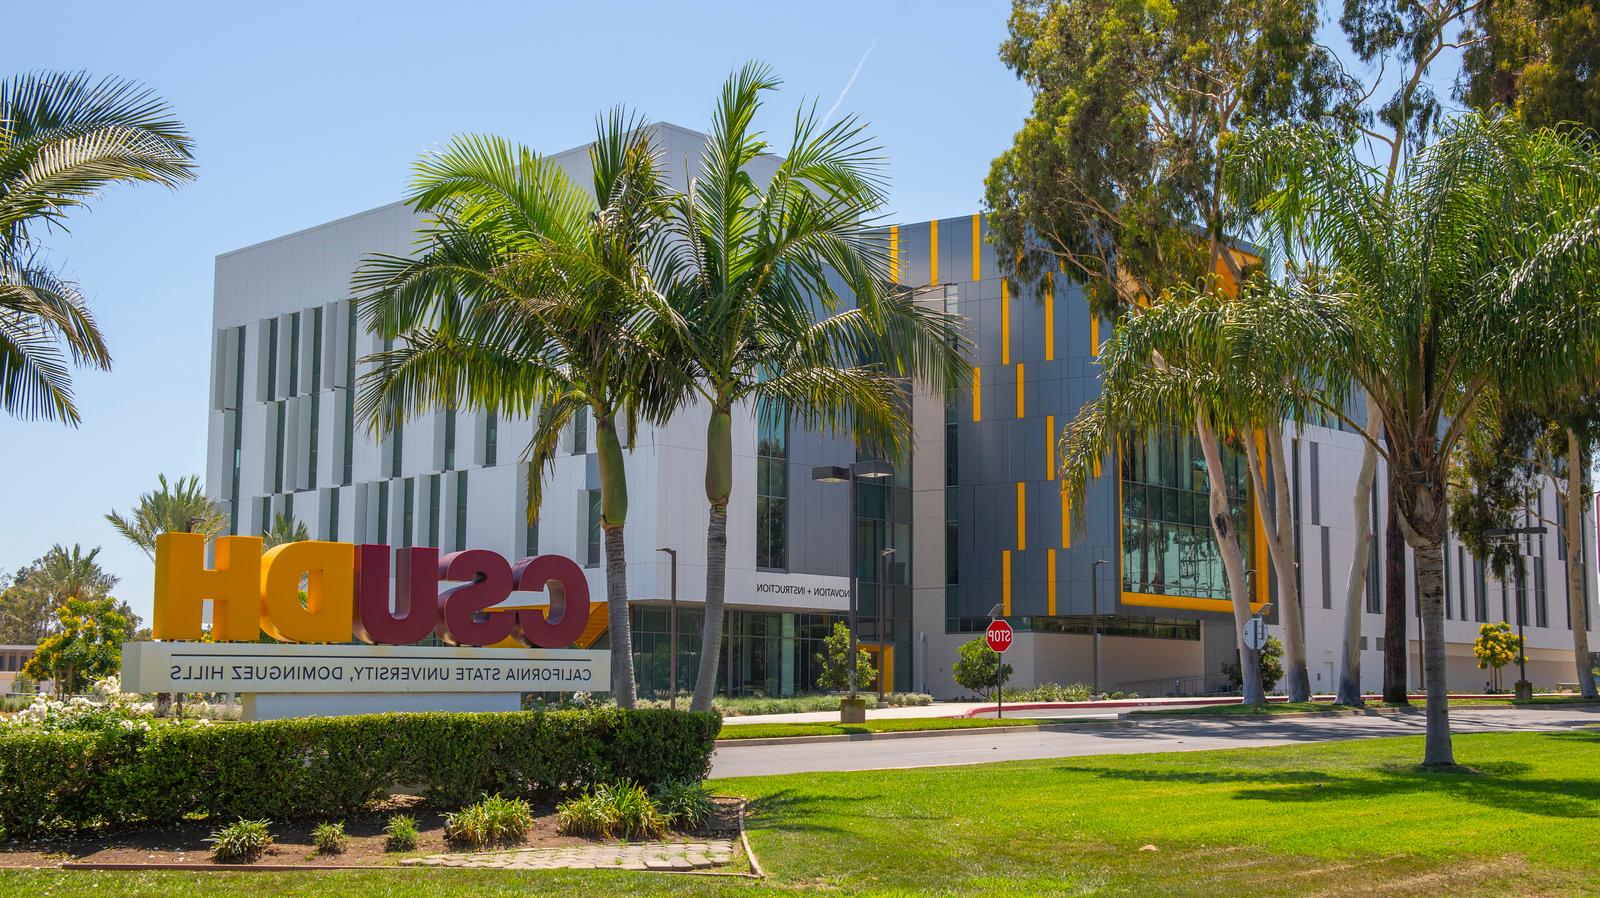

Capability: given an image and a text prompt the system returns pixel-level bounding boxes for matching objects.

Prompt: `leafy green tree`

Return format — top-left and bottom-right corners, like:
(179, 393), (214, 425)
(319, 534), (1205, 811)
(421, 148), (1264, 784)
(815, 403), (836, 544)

(353, 112), (684, 708)
(987, 0), (1352, 705)
(106, 474), (229, 560)
(1462, 0), (1600, 135)
(0, 544), (125, 644)
(813, 622), (877, 693)
(666, 63), (968, 713)
(22, 596), (133, 695)
(1218, 112), (1600, 767)
(0, 72), (195, 424)
(1473, 622), (1524, 691)
(951, 637), (1013, 701)
(1222, 636), (1284, 692)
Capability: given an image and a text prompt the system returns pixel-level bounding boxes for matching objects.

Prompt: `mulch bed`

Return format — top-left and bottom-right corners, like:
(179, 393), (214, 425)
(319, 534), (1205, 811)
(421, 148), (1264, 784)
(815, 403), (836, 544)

(0, 795), (743, 869)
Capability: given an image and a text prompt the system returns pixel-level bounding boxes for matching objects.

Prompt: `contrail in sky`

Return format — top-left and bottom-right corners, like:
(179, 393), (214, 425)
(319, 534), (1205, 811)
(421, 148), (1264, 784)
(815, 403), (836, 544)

(823, 38), (878, 124)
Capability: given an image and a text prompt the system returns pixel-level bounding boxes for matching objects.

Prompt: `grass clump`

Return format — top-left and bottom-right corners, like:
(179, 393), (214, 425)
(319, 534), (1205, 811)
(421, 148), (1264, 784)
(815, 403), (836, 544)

(311, 820), (347, 855)
(557, 782), (667, 840)
(205, 818), (272, 863)
(654, 780), (715, 831)
(383, 814), (419, 852)
(446, 794), (535, 849)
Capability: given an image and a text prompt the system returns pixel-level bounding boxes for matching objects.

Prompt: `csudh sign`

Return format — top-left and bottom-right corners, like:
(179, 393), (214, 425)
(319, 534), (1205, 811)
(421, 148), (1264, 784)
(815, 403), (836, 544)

(151, 533), (594, 649)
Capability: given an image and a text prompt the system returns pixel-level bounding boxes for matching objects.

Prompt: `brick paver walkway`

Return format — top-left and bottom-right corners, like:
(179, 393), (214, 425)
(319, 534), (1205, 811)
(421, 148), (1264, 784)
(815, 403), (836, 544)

(400, 838), (738, 871)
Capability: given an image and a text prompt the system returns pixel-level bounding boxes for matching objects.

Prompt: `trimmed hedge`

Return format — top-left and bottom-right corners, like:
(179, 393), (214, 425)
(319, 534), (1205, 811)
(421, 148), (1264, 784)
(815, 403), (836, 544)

(0, 708), (719, 838)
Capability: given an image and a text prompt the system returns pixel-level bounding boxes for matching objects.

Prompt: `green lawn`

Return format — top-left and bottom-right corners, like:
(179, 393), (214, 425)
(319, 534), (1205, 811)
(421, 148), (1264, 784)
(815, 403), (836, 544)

(718, 716), (1035, 740)
(4, 730), (1597, 895)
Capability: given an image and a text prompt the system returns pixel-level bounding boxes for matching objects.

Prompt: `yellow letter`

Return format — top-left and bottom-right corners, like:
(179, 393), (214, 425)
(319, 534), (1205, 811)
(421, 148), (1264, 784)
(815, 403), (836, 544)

(153, 533), (262, 641)
(260, 541), (355, 643)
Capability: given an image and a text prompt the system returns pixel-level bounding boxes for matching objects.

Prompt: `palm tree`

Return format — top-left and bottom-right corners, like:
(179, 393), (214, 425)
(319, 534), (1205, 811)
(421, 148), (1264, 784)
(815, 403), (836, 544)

(1, 71), (196, 423)
(353, 112), (683, 708)
(262, 513), (310, 549)
(1216, 113), (1600, 767)
(25, 543), (118, 606)
(106, 473), (229, 560)
(663, 63), (969, 713)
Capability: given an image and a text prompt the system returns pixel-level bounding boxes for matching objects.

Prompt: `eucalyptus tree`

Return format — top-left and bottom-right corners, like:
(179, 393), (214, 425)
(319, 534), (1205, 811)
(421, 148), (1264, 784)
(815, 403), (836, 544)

(352, 113), (683, 708)
(985, 0), (1353, 703)
(1, 72), (195, 423)
(1224, 113), (1600, 767)
(665, 63), (968, 713)
(106, 473), (229, 560)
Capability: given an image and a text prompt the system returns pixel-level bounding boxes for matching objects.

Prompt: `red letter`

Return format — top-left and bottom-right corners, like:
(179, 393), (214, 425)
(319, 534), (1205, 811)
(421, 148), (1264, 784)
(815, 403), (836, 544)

(512, 554), (592, 648)
(354, 545), (438, 645)
(436, 550), (515, 646)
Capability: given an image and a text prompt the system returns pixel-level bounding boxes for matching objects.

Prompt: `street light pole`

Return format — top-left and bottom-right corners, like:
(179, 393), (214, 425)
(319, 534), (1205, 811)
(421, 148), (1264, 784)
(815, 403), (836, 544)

(1090, 559), (1107, 696)
(656, 547), (678, 710)
(1485, 523), (1546, 699)
(879, 547), (895, 707)
(811, 460), (895, 718)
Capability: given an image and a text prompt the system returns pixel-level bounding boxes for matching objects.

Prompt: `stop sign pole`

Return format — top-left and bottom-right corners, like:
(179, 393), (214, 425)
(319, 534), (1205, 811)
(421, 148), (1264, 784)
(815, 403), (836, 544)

(986, 616), (1013, 718)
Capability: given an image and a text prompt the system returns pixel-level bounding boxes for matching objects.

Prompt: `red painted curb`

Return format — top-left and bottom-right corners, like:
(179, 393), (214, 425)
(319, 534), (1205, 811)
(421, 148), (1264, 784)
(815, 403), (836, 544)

(957, 694), (1565, 718)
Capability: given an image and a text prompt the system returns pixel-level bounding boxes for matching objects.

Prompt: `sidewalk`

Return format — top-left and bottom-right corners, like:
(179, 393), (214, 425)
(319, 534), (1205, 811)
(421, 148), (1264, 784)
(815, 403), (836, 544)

(718, 702), (990, 726)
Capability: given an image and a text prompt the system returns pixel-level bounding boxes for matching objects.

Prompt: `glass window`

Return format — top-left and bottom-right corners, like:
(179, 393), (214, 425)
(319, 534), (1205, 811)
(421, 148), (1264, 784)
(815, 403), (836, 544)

(327, 488), (339, 541)
(288, 312), (300, 395)
(485, 411), (498, 467)
(573, 407), (588, 455)
(402, 478), (415, 548)
(1119, 426), (1252, 602)
(427, 473), (440, 548)
(444, 409), (456, 470)
(586, 489), (602, 566)
(756, 407), (788, 570)
(455, 470), (469, 552)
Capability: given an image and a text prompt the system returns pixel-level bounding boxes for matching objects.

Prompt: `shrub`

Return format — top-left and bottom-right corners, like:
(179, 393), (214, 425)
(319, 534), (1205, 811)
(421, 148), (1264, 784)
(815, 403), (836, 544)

(654, 780), (714, 831)
(0, 708), (719, 838)
(312, 821), (347, 855)
(1221, 636), (1285, 691)
(384, 814), (419, 852)
(1001, 682), (1091, 703)
(557, 782), (666, 840)
(206, 818), (272, 863)
(445, 794), (534, 849)
(952, 638), (1012, 699)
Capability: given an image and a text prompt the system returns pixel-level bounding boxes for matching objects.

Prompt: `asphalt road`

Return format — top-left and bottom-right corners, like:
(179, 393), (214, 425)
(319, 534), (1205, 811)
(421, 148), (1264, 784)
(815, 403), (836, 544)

(708, 707), (1600, 779)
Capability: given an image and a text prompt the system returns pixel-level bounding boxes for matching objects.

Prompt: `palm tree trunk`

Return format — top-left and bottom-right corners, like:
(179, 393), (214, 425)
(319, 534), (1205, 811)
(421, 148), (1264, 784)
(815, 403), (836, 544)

(1382, 478), (1409, 703)
(1244, 433), (1310, 702)
(1415, 536), (1454, 768)
(1198, 418), (1263, 705)
(595, 417), (637, 708)
(691, 405), (734, 713)
(1564, 428), (1598, 700)
(1336, 419), (1379, 706)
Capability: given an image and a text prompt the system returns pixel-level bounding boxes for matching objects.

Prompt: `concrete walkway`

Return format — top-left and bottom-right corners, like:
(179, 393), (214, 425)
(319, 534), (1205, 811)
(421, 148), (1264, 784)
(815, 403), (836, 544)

(710, 706), (1600, 777)
(400, 838), (737, 871)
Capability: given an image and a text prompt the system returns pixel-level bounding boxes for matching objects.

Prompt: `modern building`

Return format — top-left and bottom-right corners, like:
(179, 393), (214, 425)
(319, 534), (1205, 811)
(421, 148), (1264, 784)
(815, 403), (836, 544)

(0, 645), (36, 694)
(207, 123), (1598, 701)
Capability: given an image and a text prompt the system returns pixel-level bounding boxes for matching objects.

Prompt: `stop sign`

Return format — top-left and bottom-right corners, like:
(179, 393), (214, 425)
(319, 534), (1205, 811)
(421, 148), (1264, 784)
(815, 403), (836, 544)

(985, 618), (1013, 653)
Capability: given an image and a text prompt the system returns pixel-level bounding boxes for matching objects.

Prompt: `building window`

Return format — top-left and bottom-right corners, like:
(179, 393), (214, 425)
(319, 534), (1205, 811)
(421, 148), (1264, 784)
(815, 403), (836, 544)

(485, 411), (498, 467)
(343, 303), (356, 486)
(1475, 557), (1489, 622)
(390, 421), (404, 478)
(427, 473), (441, 549)
(327, 488), (340, 541)
(573, 406), (588, 455)
(444, 409), (456, 470)
(455, 471), (469, 552)
(307, 394), (320, 490)
(274, 401), (286, 493)
(523, 463), (539, 558)
(756, 406), (787, 570)
(401, 478), (415, 548)
(585, 489), (602, 567)
(310, 306), (324, 392)
(1367, 491), (1382, 614)
(1120, 427), (1251, 602)
(266, 317), (279, 399)
(1535, 559), (1548, 628)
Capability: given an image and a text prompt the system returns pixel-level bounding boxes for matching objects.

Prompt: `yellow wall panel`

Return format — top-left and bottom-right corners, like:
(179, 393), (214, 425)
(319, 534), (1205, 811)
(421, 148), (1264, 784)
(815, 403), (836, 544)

(972, 366), (982, 422)
(1002, 550), (1012, 616)
(1015, 363), (1025, 418)
(1061, 489), (1071, 549)
(930, 219), (939, 284)
(1016, 481), (1027, 551)
(889, 225), (899, 283)
(1047, 414), (1056, 480)
(1047, 549), (1058, 616)
(971, 214), (981, 281)
(1090, 312), (1100, 356)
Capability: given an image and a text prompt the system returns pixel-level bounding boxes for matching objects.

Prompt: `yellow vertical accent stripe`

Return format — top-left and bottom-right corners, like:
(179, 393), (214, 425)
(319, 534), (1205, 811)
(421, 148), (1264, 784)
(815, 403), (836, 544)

(1000, 279), (1010, 365)
(1016, 481), (1027, 551)
(889, 225), (899, 283)
(1090, 313), (1100, 357)
(1016, 363), (1025, 418)
(1046, 414), (1056, 480)
(929, 219), (939, 284)
(1002, 550), (1012, 616)
(1061, 489), (1072, 548)
(971, 214), (981, 281)
(1047, 549), (1057, 616)
(971, 366), (982, 422)
(1044, 275), (1055, 361)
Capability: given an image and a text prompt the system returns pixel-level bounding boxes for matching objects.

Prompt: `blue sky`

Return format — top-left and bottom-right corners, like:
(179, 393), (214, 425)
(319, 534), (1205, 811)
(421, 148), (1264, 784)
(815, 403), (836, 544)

(2, 2), (1461, 624)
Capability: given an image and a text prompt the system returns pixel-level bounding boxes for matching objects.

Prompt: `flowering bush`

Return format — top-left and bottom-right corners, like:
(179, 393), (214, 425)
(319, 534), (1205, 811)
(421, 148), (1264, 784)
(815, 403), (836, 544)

(0, 676), (236, 735)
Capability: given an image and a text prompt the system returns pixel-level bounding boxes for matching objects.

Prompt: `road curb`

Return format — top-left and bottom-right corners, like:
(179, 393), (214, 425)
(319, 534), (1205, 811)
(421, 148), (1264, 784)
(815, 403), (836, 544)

(716, 719), (1132, 747)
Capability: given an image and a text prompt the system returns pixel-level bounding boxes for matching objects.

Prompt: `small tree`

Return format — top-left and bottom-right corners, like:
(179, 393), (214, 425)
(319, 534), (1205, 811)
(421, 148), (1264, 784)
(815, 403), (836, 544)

(814, 622), (876, 693)
(952, 637), (1012, 702)
(1474, 622), (1523, 693)
(22, 596), (133, 695)
(1221, 636), (1284, 693)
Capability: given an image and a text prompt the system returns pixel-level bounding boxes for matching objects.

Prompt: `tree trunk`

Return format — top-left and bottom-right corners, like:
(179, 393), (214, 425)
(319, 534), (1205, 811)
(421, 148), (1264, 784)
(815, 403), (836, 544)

(1415, 537), (1454, 768)
(1336, 410), (1380, 706)
(595, 417), (637, 708)
(1563, 428), (1598, 699)
(1198, 417), (1263, 705)
(690, 503), (729, 712)
(690, 406), (734, 713)
(1245, 432), (1310, 702)
(1382, 478), (1409, 703)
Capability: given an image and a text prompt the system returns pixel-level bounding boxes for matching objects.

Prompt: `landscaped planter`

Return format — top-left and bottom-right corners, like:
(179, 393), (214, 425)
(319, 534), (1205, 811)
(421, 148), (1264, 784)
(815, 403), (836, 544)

(839, 697), (868, 723)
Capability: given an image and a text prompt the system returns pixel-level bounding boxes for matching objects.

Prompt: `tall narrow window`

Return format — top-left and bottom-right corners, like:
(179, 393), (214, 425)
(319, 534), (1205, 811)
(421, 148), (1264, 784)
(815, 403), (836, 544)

(377, 482), (389, 544)
(444, 409), (457, 470)
(455, 470), (469, 552)
(1367, 491), (1382, 613)
(267, 318), (279, 399)
(307, 396), (320, 490)
(288, 312), (301, 395)
(274, 401), (286, 493)
(343, 303), (356, 486)
(523, 463), (539, 558)
(1475, 557), (1489, 621)
(585, 489), (602, 566)
(310, 307), (324, 391)
(402, 478), (415, 548)
(427, 473), (440, 548)
(390, 421), (404, 478)
(485, 411), (499, 466)
(327, 488), (340, 541)
(756, 405), (788, 570)
(1535, 558), (1549, 628)
(573, 407), (588, 455)
(230, 328), (245, 533)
